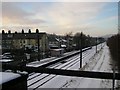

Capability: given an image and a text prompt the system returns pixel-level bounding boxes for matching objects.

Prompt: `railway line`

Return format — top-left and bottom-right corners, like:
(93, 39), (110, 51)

(28, 47), (91, 77)
(28, 51), (89, 81)
(28, 52), (91, 89)
(27, 44), (104, 89)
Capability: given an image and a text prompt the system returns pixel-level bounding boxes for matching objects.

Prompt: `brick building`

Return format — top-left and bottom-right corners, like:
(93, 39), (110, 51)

(1, 29), (49, 55)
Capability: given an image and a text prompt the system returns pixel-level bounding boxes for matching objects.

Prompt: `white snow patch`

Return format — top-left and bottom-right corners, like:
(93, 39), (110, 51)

(61, 43), (114, 88)
(28, 43), (115, 89)
(0, 59), (13, 62)
(0, 72), (21, 84)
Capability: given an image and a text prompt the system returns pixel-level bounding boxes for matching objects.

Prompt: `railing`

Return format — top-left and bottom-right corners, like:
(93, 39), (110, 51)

(2, 64), (120, 80)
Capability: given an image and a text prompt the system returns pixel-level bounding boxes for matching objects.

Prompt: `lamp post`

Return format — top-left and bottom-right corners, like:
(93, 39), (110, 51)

(112, 66), (115, 90)
(36, 29), (40, 61)
(80, 32), (82, 68)
(101, 42), (102, 49)
(90, 38), (92, 48)
(96, 37), (97, 53)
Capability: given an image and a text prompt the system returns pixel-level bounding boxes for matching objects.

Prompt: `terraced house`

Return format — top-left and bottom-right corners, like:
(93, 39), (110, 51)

(1, 29), (49, 55)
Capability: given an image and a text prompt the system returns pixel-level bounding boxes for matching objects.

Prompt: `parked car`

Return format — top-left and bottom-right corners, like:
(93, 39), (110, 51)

(2, 53), (14, 59)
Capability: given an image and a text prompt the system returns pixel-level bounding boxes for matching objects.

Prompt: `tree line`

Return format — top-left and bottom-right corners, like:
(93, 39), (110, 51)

(72, 32), (104, 50)
(107, 34), (120, 72)
(48, 32), (105, 50)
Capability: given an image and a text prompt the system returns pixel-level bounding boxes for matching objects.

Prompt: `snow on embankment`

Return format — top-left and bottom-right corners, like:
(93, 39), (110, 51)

(62, 44), (114, 88)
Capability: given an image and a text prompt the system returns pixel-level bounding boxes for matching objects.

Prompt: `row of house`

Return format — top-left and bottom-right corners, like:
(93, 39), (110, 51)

(1, 29), (49, 54)
(48, 34), (74, 51)
(1, 29), (74, 55)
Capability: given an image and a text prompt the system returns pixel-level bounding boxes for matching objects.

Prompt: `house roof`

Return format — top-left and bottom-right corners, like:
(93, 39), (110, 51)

(1, 33), (46, 40)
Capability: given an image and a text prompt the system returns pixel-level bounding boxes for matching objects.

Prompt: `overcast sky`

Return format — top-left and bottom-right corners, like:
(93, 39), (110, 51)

(1, 0), (118, 36)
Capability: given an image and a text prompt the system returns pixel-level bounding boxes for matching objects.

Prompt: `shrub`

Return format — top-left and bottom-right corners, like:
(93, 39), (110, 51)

(107, 34), (120, 71)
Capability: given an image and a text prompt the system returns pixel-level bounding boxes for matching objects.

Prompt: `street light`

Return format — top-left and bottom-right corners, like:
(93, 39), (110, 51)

(80, 32), (83, 68)
(96, 37), (97, 53)
(36, 29), (40, 61)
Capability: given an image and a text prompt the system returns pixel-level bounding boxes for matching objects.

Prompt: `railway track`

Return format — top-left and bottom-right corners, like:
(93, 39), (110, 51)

(28, 48), (92, 89)
(27, 54), (80, 80)
(28, 47), (91, 77)
(27, 44), (104, 89)
(28, 49), (90, 80)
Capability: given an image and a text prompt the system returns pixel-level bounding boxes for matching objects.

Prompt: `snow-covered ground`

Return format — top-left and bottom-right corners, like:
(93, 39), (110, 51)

(26, 50), (78, 67)
(0, 72), (21, 84)
(0, 59), (13, 62)
(61, 43), (114, 88)
(28, 43), (113, 89)
(28, 43), (118, 89)
(26, 47), (93, 68)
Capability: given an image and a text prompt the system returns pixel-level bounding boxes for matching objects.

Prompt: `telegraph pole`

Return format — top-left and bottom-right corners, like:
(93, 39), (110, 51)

(96, 37), (97, 53)
(80, 32), (82, 68)
(112, 66), (115, 90)
(36, 29), (40, 61)
(38, 34), (40, 61)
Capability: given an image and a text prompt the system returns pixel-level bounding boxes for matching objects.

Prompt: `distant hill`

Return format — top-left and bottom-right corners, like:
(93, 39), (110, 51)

(101, 34), (116, 40)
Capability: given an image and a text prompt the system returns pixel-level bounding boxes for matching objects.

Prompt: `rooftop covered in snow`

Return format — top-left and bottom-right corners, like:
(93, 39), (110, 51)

(0, 72), (21, 84)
